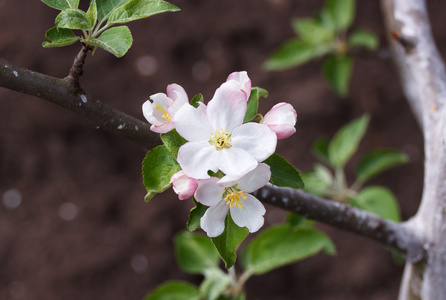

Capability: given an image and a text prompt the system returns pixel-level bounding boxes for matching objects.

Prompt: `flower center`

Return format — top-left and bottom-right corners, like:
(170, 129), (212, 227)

(223, 186), (246, 209)
(155, 104), (171, 121)
(209, 128), (232, 150)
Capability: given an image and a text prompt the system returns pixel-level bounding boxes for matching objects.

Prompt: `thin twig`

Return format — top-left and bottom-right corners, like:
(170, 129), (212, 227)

(65, 44), (92, 89)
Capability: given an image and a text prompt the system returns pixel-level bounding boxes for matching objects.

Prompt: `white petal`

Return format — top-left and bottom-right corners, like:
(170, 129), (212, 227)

(166, 84), (189, 117)
(201, 201), (229, 237)
(219, 163), (271, 193)
(213, 147), (258, 178)
(230, 194), (265, 233)
(177, 142), (218, 179)
(142, 98), (163, 126)
(207, 82), (247, 132)
(231, 123), (277, 162)
(195, 177), (224, 206)
(174, 103), (212, 142)
(150, 122), (175, 134)
(226, 71), (251, 100)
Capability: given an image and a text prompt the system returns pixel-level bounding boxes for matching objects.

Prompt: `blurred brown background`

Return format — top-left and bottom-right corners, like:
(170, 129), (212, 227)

(2, 0), (444, 299)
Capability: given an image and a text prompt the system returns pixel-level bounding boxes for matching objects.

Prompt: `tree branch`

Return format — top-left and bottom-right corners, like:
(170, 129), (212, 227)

(0, 56), (427, 264)
(65, 44), (92, 89)
(0, 59), (160, 149)
(254, 184), (426, 263)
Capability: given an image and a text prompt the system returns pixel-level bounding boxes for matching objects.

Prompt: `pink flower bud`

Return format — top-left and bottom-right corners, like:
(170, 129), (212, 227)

(263, 102), (297, 139)
(170, 170), (198, 200)
(226, 71), (251, 100)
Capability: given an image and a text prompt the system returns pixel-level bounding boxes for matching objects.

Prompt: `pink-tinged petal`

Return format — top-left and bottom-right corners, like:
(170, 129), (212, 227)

(219, 163), (271, 193)
(226, 71), (251, 100)
(213, 148), (258, 179)
(142, 96), (165, 126)
(170, 170), (198, 200)
(231, 123), (277, 162)
(177, 142), (218, 179)
(166, 84), (189, 116)
(230, 194), (265, 233)
(207, 82), (247, 132)
(201, 201), (229, 237)
(150, 122), (175, 134)
(263, 102), (297, 139)
(174, 103), (212, 142)
(195, 177), (224, 206)
(266, 124), (296, 139)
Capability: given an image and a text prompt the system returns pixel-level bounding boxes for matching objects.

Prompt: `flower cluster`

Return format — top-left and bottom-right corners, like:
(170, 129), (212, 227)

(143, 71), (297, 237)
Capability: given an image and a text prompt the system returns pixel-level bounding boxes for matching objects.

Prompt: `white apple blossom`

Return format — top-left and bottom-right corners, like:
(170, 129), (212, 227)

(170, 170), (198, 200)
(174, 81), (277, 179)
(262, 102), (297, 139)
(195, 163), (271, 237)
(142, 84), (188, 133)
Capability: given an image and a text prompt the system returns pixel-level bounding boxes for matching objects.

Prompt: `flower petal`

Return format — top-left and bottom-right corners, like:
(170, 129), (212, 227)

(170, 170), (198, 200)
(231, 123), (277, 162)
(218, 163), (271, 193)
(226, 71), (251, 100)
(195, 177), (224, 206)
(213, 147), (258, 178)
(201, 200), (229, 237)
(177, 141), (218, 179)
(230, 194), (265, 233)
(166, 83), (189, 117)
(174, 103), (212, 142)
(207, 82), (247, 132)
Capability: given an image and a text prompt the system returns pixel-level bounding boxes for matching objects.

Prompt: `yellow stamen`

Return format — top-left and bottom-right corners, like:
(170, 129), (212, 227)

(155, 104), (171, 121)
(209, 128), (232, 150)
(223, 187), (246, 209)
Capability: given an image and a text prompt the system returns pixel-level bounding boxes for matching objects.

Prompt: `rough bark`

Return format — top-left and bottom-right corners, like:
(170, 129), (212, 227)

(381, 0), (446, 298)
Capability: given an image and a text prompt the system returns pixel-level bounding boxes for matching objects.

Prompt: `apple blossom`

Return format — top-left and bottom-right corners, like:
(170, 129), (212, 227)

(169, 170), (198, 200)
(195, 163), (271, 237)
(174, 81), (277, 179)
(262, 102), (297, 139)
(142, 84), (188, 133)
(226, 71), (251, 100)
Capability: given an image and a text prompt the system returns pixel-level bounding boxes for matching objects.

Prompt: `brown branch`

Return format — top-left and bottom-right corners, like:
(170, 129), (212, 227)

(65, 44), (92, 89)
(0, 59), (160, 149)
(254, 184), (426, 263)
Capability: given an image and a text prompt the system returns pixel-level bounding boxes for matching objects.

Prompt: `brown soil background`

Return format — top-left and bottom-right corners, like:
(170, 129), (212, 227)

(1, 0), (445, 299)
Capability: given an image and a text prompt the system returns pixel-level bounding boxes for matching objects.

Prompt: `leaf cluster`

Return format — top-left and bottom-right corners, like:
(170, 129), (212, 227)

(302, 114), (408, 222)
(264, 0), (379, 97)
(144, 216), (334, 300)
(41, 0), (180, 57)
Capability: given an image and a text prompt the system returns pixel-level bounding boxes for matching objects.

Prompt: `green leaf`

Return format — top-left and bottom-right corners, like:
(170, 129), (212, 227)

(328, 114), (370, 169)
(143, 281), (200, 300)
(174, 231), (220, 274)
(108, 0), (180, 25)
(97, 0), (131, 24)
(301, 164), (333, 196)
(41, 0), (79, 10)
(348, 28), (379, 50)
(264, 153), (304, 189)
(161, 130), (187, 158)
(211, 213), (249, 269)
(42, 27), (80, 48)
(322, 55), (353, 97)
(286, 213), (315, 229)
(356, 150), (408, 183)
(350, 186), (401, 222)
(190, 93), (204, 108)
(141, 145), (181, 202)
(242, 225), (335, 275)
(326, 0), (355, 31)
(84, 26), (133, 57)
(187, 198), (208, 231)
(55, 8), (95, 30)
(292, 18), (334, 45)
(312, 136), (330, 164)
(244, 87), (268, 123)
(199, 269), (231, 300)
(264, 39), (333, 71)
(86, 0), (98, 27)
